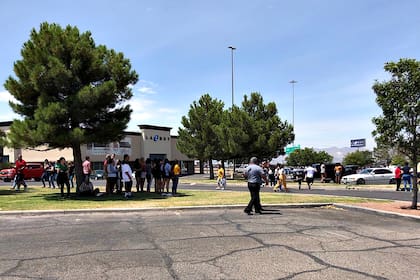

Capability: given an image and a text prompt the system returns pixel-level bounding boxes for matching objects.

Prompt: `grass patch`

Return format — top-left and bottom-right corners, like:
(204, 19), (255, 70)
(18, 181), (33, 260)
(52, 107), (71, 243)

(0, 186), (389, 211)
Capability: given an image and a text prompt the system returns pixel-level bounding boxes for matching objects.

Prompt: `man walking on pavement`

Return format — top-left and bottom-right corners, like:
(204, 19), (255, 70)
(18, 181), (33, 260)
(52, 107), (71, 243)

(244, 157), (268, 215)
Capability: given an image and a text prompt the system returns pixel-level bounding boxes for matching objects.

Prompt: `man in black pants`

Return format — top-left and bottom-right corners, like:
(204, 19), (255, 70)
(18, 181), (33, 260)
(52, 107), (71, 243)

(244, 157), (268, 215)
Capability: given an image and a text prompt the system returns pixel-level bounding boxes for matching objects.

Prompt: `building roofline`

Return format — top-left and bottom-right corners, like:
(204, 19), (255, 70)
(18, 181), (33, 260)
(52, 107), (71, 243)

(0, 121), (13, 127)
(138, 124), (172, 132)
(124, 131), (142, 136)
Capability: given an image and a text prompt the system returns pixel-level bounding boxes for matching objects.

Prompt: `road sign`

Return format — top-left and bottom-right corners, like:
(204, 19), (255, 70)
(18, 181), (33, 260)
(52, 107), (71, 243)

(350, 139), (366, 148)
(285, 145), (300, 155)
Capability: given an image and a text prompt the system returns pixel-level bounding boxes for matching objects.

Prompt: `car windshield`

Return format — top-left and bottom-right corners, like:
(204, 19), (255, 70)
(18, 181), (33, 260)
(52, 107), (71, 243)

(359, 168), (373, 174)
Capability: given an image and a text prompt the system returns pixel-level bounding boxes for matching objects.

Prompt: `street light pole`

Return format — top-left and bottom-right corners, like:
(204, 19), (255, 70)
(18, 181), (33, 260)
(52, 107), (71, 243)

(228, 46), (236, 178)
(289, 80), (297, 145)
(228, 46), (236, 107)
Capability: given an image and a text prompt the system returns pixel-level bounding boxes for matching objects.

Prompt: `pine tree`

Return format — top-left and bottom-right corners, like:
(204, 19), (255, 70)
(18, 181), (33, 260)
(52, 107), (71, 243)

(177, 94), (224, 179)
(240, 93), (294, 159)
(4, 22), (138, 187)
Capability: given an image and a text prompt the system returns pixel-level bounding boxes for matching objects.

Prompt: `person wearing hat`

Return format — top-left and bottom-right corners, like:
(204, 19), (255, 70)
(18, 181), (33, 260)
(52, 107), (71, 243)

(244, 157), (268, 215)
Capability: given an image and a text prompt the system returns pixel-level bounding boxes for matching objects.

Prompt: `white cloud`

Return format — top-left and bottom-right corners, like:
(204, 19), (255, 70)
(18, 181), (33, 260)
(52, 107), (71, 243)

(157, 108), (179, 114)
(123, 94), (184, 132)
(136, 79), (158, 95)
(125, 97), (156, 125)
(0, 90), (17, 103)
(138, 86), (155, 94)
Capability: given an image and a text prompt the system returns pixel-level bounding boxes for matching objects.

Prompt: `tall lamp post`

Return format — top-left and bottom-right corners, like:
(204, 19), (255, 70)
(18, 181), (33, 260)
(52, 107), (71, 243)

(228, 46), (236, 107)
(289, 80), (297, 145)
(228, 46), (236, 178)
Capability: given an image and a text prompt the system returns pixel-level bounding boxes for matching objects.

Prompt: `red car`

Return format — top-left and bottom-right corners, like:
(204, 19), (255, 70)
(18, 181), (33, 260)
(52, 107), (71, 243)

(0, 163), (44, 182)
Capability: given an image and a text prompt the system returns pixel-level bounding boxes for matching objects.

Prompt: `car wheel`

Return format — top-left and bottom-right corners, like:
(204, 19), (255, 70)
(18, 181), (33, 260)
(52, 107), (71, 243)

(4, 178), (11, 182)
(35, 178), (41, 182)
(356, 178), (365, 185)
(389, 178), (396, 184)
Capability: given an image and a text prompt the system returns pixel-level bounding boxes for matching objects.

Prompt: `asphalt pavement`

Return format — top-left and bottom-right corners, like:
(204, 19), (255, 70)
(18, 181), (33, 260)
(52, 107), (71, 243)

(1, 208), (419, 279)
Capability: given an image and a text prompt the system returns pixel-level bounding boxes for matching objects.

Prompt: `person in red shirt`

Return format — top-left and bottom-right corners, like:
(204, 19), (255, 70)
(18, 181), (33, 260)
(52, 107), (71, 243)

(14, 154), (27, 191)
(394, 165), (402, 191)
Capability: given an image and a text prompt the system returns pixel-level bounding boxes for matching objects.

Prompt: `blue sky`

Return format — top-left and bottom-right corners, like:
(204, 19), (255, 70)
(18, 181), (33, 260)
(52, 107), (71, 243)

(0, 0), (419, 150)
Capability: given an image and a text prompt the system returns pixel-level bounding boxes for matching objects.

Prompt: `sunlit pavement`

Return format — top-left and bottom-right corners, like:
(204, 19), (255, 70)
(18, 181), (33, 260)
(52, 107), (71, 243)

(1, 207), (419, 279)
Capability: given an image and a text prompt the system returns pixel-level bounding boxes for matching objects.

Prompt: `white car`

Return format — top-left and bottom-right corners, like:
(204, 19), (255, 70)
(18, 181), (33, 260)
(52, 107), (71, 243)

(235, 164), (248, 175)
(341, 168), (395, 185)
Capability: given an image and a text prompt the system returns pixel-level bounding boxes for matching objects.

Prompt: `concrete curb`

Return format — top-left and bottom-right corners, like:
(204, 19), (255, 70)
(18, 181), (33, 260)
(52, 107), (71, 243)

(0, 203), (334, 216)
(334, 203), (420, 221)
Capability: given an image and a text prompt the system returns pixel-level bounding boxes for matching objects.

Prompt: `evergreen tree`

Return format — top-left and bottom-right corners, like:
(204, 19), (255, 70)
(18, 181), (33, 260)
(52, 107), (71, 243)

(4, 22), (138, 187)
(177, 94), (224, 179)
(240, 93), (294, 159)
(177, 92), (294, 179)
(214, 105), (251, 160)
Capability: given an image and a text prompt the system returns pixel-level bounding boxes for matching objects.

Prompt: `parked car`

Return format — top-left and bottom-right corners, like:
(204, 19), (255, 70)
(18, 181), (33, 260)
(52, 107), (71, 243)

(291, 168), (305, 182)
(90, 170), (105, 180)
(341, 168), (394, 185)
(283, 167), (294, 180)
(234, 164), (248, 175)
(311, 163), (336, 182)
(0, 163), (44, 182)
(343, 165), (359, 176)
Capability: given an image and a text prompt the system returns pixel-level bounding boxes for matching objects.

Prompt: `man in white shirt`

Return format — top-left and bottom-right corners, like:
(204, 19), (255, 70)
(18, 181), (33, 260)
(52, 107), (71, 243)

(304, 165), (317, 190)
(121, 154), (133, 198)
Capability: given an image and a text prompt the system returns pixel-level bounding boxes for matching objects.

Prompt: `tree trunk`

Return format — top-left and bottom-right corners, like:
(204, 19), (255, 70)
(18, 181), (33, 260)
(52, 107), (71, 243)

(411, 182), (418, 209)
(411, 154), (418, 209)
(209, 159), (214, 180)
(199, 160), (204, 174)
(72, 143), (83, 192)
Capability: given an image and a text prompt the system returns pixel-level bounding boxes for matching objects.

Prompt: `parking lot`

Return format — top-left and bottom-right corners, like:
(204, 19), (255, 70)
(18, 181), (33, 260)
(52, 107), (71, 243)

(1, 207), (420, 279)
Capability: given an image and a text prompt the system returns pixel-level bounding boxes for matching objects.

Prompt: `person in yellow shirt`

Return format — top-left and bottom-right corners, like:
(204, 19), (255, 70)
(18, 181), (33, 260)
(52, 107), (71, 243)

(273, 164), (288, 192)
(216, 164), (225, 190)
(172, 160), (181, 195)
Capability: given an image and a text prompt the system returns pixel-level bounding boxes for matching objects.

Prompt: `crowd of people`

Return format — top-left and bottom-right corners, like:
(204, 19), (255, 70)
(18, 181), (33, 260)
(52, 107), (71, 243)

(12, 155), (75, 196)
(11, 154), (182, 198)
(102, 154), (181, 198)
(216, 161), (320, 193)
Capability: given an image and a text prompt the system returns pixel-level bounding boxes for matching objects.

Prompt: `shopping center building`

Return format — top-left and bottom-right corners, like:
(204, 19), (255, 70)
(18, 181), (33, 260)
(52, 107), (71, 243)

(0, 122), (195, 174)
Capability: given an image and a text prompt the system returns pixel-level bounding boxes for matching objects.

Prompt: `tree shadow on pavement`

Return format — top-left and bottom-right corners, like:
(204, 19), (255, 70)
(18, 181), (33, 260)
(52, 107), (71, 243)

(42, 192), (191, 202)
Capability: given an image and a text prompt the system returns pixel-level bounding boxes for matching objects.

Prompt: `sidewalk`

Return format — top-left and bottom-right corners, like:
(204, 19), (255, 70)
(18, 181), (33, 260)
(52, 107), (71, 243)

(346, 200), (420, 218)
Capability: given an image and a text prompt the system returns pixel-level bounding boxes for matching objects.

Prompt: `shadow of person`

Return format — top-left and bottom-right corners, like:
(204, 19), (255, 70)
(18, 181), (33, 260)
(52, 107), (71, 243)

(258, 211), (282, 215)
